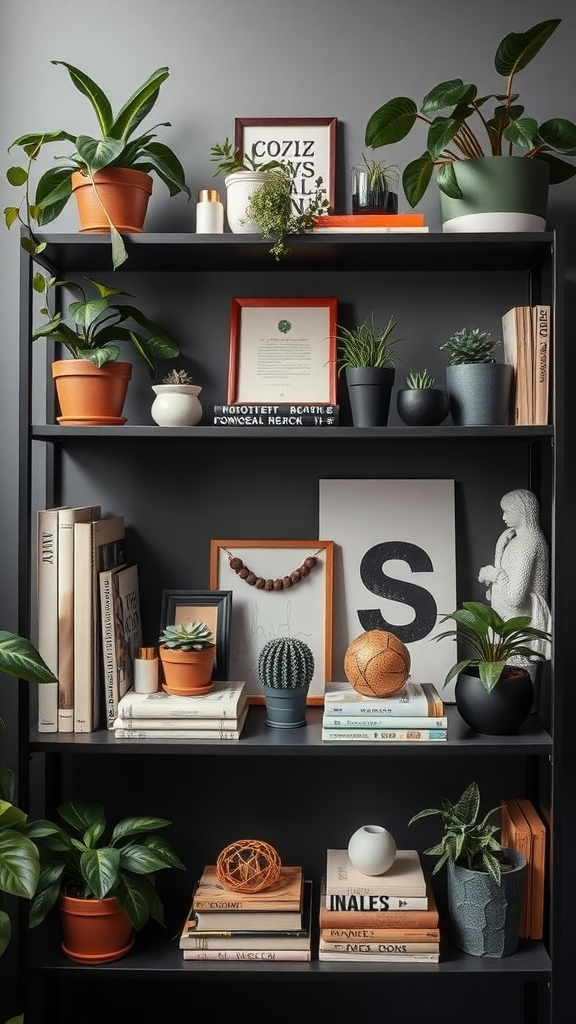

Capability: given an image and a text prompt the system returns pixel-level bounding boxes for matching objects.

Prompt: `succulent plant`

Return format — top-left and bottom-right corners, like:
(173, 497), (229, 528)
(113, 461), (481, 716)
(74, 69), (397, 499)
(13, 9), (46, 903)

(158, 621), (214, 651)
(439, 327), (501, 365)
(161, 368), (194, 385)
(406, 368), (436, 389)
(258, 636), (315, 690)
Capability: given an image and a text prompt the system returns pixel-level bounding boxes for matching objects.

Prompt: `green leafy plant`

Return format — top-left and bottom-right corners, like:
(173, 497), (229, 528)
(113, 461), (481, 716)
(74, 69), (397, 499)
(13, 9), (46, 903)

(243, 163), (329, 260)
(434, 600), (552, 694)
(0, 631), (58, 959)
(210, 137), (282, 176)
(161, 368), (194, 385)
(336, 312), (403, 375)
(32, 276), (179, 377)
(408, 781), (505, 884)
(406, 368), (436, 389)
(5, 62), (191, 268)
(439, 327), (500, 365)
(364, 19), (576, 208)
(26, 800), (185, 932)
(158, 621), (215, 651)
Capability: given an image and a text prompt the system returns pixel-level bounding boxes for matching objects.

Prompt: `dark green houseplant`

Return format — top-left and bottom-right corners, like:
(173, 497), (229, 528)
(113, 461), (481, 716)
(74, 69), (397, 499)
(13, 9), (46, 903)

(242, 163), (329, 260)
(364, 19), (576, 210)
(5, 62), (191, 268)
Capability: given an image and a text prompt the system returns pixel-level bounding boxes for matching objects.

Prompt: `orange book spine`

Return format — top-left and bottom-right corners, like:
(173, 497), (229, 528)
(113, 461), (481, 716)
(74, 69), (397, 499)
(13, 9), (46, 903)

(515, 798), (546, 940)
(501, 799), (531, 938)
(321, 927), (440, 942)
(319, 879), (439, 929)
(314, 213), (425, 227)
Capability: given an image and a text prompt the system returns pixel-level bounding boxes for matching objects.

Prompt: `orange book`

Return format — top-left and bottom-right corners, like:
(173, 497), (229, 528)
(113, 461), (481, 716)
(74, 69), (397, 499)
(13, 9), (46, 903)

(501, 798), (532, 937)
(516, 798), (547, 940)
(321, 927), (440, 943)
(193, 864), (303, 912)
(314, 213), (425, 228)
(319, 878), (439, 929)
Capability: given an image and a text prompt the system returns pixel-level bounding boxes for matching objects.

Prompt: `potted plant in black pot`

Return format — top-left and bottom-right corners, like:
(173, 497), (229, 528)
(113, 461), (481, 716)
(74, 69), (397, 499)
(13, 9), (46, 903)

(5, 62), (191, 268)
(408, 781), (527, 957)
(363, 19), (576, 232)
(336, 311), (403, 427)
(396, 368), (450, 426)
(439, 327), (513, 426)
(434, 600), (552, 734)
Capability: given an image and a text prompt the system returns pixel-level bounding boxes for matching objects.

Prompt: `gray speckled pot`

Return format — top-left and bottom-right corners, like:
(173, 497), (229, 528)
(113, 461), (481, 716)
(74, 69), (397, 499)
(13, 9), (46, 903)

(446, 363), (513, 426)
(447, 850), (527, 957)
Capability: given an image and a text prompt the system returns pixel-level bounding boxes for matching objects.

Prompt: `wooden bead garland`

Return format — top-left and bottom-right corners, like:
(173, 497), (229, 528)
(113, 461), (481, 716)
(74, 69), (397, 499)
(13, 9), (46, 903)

(225, 550), (319, 592)
(216, 839), (282, 893)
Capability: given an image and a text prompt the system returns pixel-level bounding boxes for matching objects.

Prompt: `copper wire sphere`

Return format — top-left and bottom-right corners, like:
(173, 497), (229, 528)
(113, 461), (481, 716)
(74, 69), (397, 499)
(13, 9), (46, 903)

(216, 839), (282, 893)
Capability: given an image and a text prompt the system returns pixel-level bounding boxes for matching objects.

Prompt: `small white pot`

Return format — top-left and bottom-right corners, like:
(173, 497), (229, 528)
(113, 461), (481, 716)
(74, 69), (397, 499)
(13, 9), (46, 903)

(224, 171), (268, 233)
(347, 824), (397, 875)
(151, 384), (202, 427)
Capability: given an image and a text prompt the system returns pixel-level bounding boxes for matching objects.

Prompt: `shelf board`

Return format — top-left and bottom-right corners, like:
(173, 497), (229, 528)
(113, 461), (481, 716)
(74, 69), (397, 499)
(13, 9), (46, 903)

(31, 230), (555, 274)
(29, 705), (552, 755)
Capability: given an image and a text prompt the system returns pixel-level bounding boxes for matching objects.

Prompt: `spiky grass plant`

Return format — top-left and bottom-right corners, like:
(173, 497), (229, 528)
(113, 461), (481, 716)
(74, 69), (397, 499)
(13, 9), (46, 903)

(406, 368), (436, 389)
(336, 312), (402, 375)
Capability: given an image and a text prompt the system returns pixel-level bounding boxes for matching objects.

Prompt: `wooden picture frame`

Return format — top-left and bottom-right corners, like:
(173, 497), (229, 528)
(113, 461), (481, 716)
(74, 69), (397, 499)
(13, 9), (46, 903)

(159, 589), (232, 681)
(235, 116), (337, 211)
(209, 539), (334, 704)
(227, 297), (337, 405)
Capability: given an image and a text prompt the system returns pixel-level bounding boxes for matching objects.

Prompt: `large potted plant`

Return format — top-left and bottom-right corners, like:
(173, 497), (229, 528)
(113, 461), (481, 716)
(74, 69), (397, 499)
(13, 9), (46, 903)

(33, 275), (180, 425)
(336, 311), (403, 426)
(5, 62), (191, 268)
(158, 620), (216, 696)
(435, 600), (552, 734)
(439, 327), (512, 426)
(26, 799), (185, 963)
(257, 635), (315, 729)
(364, 19), (576, 232)
(408, 781), (527, 957)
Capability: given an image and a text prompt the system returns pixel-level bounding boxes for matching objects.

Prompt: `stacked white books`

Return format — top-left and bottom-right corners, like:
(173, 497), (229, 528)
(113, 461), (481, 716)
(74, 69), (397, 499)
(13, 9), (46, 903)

(113, 680), (248, 739)
(180, 866), (312, 961)
(321, 680), (447, 742)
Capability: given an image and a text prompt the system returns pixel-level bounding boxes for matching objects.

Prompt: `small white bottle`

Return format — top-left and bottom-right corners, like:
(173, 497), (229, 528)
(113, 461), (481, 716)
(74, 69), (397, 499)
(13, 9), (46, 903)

(134, 646), (159, 693)
(196, 188), (224, 233)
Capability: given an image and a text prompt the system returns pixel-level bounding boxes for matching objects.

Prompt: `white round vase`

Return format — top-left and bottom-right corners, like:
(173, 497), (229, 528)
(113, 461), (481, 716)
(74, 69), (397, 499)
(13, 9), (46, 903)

(347, 825), (397, 875)
(151, 384), (202, 427)
(224, 171), (268, 233)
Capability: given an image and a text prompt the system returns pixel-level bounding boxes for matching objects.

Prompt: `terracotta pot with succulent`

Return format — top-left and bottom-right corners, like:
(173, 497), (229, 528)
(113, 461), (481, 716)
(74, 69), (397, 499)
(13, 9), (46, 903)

(257, 636), (315, 729)
(434, 600), (552, 734)
(151, 368), (203, 427)
(396, 368), (450, 426)
(364, 19), (576, 231)
(336, 311), (403, 427)
(5, 62), (191, 268)
(351, 153), (399, 214)
(409, 781), (527, 957)
(158, 621), (216, 696)
(210, 137), (283, 234)
(26, 799), (185, 964)
(439, 327), (512, 426)
(33, 275), (179, 425)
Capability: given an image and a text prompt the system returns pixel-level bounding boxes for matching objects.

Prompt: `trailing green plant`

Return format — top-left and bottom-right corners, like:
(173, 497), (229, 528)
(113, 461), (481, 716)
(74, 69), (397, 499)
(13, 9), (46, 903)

(158, 621), (215, 651)
(434, 600), (552, 694)
(26, 800), (185, 932)
(243, 163), (329, 260)
(161, 368), (194, 385)
(439, 327), (500, 365)
(32, 276), (179, 377)
(406, 368), (436, 389)
(408, 781), (505, 884)
(5, 62), (191, 269)
(364, 19), (576, 209)
(336, 312), (403, 375)
(257, 636), (315, 690)
(210, 137), (282, 176)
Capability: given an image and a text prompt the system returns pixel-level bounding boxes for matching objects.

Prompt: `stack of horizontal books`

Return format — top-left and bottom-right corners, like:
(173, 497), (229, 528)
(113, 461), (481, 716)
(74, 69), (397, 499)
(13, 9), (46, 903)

(321, 679), (447, 742)
(180, 865), (312, 961)
(112, 680), (248, 739)
(319, 849), (440, 963)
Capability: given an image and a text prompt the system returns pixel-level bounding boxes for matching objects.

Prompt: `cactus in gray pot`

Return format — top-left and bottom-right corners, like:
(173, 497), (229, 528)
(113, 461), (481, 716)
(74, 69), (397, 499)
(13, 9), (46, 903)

(258, 636), (315, 690)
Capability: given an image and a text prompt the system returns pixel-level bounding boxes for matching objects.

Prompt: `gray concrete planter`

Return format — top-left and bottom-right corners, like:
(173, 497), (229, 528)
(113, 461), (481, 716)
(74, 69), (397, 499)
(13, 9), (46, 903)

(447, 849), (527, 957)
(446, 363), (513, 426)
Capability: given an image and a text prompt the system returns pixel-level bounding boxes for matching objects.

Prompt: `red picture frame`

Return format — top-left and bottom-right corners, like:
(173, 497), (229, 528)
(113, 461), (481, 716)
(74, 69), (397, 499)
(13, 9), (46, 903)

(227, 297), (337, 405)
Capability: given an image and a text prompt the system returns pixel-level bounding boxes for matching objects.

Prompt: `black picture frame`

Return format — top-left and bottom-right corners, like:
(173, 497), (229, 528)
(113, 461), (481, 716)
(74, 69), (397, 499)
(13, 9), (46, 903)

(159, 589), (232, 681)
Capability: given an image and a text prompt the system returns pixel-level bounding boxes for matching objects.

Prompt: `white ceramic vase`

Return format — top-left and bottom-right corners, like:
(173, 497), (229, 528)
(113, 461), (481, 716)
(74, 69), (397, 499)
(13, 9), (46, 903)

(151, 384), (202, 427)
(224, 171), (268, 233)
(347, 824), (397, 875)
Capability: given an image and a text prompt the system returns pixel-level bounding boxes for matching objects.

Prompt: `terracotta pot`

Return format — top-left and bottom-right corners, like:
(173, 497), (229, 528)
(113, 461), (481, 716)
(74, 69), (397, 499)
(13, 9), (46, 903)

(52, 360), (132, 426)
(159, 645), (215, 696)
(59, 893), (134, 964)
(71, 168), (153, 234)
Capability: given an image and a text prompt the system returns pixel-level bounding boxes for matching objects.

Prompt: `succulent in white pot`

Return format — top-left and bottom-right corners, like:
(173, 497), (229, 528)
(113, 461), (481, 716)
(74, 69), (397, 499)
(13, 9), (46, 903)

(151, 368), (202, 427)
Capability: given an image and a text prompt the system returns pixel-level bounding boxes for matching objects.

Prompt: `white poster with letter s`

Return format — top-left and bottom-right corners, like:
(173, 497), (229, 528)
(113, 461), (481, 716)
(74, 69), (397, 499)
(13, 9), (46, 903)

(319, 479), (457, 702)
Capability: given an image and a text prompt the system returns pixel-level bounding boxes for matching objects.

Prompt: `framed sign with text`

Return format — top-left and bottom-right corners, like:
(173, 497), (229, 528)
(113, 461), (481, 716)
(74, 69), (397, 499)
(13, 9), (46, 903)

(235, 117), (337, 212)
(227, 297), (337, 405)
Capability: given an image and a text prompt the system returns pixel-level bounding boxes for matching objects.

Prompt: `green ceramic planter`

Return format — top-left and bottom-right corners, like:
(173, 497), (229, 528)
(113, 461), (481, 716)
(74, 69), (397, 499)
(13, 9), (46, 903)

(440, 156), (550, 233)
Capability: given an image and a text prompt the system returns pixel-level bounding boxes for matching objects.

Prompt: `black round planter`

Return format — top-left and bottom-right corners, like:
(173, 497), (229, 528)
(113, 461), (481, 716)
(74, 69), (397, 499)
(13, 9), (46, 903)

(345, 366), (396, 427)
(396, 388), (450, 426)
(455, 667), (534, 735)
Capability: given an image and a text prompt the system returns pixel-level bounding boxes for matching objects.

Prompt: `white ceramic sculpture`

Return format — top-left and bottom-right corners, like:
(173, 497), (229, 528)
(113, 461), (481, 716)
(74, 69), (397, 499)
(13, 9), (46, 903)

(347, 825), (397, 875)
(478, 488), (552, 665)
